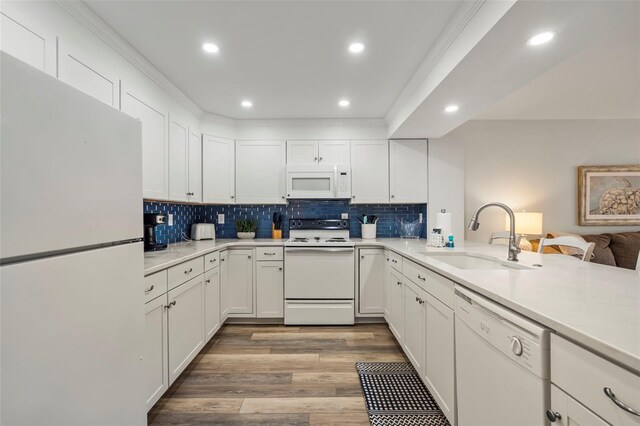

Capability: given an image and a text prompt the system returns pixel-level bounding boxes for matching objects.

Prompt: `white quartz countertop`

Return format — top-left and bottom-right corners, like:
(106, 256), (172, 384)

(144, 237), (640, 373)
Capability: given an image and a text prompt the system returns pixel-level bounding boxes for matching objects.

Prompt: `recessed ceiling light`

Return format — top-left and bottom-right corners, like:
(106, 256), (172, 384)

(338, 99), (350, 107)
(348, 42), (365, 54)
(202, 43), (220, 54)
(241, 100), (253, 108)
(527, 31), (556, 46)
(444, 105), (459, 113)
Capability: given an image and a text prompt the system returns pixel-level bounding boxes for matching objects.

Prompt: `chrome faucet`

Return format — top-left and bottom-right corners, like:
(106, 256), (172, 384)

(468, 202), (521, 262)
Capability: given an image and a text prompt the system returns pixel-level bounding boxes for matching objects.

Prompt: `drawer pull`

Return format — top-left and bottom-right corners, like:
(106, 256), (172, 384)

(545, 410), (561, 422)
(392, 259), (398, 263)
(397, 281), (402, 286)
(278, 267), (283, 271)
(265, 252), (276, 256)
(417, 274), (426, 281)
(205, 279), (211, 284)
(184, 268), (193, 275)
(604, 387), (640, 416)
(210, 259), (216, 263)
(144, 285), (154, 293)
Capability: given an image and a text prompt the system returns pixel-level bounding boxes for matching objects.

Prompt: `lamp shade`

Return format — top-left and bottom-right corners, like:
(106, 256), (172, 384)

(506, 212), (543, 235)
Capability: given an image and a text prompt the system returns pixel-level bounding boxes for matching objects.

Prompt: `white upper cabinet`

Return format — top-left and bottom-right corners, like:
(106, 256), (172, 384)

(168, 118), (188, 202)
(120, 82), (169, 200)
(318, 140), (350, 164)
(287, 140), (317, 165)
(187, 128), (202, 203)
(0, 5), (56, 76)
(351, 140), (389, 203)
(287, 140), (350, 165)
(57, 38), (119, 108)
(389, 139), (428, 203)
(236, 140), (286, 204)
(202, 135), (235, 204)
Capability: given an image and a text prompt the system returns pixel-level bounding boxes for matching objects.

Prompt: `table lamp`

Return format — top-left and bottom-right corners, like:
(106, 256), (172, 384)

(505, 212), (543, 251)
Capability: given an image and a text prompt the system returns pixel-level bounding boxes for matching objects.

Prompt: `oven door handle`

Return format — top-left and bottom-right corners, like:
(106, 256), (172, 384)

(285, 247), (354, 253)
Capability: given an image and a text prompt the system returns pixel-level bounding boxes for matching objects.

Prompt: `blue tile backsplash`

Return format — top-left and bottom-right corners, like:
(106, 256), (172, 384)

(144, 200), (427, 244)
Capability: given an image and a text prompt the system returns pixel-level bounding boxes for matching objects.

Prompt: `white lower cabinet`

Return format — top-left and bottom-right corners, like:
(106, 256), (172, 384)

(167, 275), (205, 384)
(383, 251), (392, 321)
(388, 267), (405, 344)
(402, 279), (425, 374)
(144, 295), (169, 411)
(256, 260), (284, 318)
(358, 248), (385, 315)
(220, 250), (230, 320)
(424, 292), (455, 424)
(549, 384), (608, 426)
(203, 267), (221, 341)
(228, 249), (255, 316)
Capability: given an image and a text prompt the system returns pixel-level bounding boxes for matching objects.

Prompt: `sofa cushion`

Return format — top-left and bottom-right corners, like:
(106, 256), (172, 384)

(605, 232), (640, 270)
(582, 234), (617, 267)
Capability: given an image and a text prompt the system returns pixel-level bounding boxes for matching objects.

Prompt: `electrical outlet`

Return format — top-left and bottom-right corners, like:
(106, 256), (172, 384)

(218, 214), (225, 224)
(341, 213), (348, 219)
(419, 213), (423, 223)
(168, 213), (174, 226)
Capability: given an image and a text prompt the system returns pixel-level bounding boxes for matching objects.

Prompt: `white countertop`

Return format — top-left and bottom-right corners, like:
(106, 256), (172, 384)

(144, 237), (640, 373)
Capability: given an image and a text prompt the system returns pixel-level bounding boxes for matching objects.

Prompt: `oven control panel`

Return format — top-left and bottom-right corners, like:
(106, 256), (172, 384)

(290, 218), (350, 230)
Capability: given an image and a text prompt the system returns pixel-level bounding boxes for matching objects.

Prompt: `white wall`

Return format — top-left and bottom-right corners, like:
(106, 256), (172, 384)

(438, 119), (640, 243)
(233, 118), (388, 140)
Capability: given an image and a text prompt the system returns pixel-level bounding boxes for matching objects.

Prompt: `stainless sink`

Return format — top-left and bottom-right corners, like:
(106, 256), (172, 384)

(423, 253), (530, 270)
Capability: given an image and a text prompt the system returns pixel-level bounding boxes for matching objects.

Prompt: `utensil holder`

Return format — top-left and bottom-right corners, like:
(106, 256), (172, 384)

(361, 224), (377, 240)
(272, 224), (282, 240)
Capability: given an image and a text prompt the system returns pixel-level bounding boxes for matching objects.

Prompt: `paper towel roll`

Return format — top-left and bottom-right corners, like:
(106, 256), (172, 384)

(436, 211), (452, 237)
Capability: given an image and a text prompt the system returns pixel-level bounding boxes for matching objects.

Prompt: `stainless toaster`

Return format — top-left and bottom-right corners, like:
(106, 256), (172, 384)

(191, 223), (216, 240)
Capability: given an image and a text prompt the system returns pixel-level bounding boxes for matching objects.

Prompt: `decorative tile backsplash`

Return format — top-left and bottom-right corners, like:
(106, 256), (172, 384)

(144, 200), (427, 244)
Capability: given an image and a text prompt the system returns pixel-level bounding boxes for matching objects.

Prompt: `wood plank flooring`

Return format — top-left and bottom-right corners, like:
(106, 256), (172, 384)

(148, 323), (407, 425)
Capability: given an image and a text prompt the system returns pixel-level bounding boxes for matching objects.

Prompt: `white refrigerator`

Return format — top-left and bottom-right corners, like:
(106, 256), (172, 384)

(0, 52), (146, 425)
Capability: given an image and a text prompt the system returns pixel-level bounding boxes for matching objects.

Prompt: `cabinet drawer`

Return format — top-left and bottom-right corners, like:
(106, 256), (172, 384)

(403, 260), (454, 308)
(144, 270), (168, 303)
(204, 251), (220, 271)
(387, 251), (402, 273)
(551, 334), (640, 425)
(256, 247), (283, 261)
(168, 257), (204, 290)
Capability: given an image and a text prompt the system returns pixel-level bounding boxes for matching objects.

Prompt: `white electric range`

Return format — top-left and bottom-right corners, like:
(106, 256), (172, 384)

(284, 219), (355, 325)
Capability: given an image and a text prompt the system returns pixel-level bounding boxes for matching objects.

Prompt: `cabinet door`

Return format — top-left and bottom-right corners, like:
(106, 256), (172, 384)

(121, 82), (169, 200)
(204, 268), (221, 341)
(256, 261), (284, 318)
(287, 140), (318, 164)
(168, 118), (188, 202)
(167, 275), (205, 384)
(424, 292), (455, 424)
(202, 135), (235, 203)
(144, 295), (168, 411)
(388, 267), (404, 343)
(236, 140), (286, 204)
(58, 38), (119, 108)
(549, 385), (608, 426)
(220, 250), (230, 320)
(403, 279), (425, 375)
(351, 140), (389, 203)
(228, 249), (254, 316)
(319, 140), (350, 164)
(0, 6), (56, 76)
(187, 128), (202, 202)
(383, 251), (392, 320)
(389, 139), (428, 203)
(359, 249), (385, 315)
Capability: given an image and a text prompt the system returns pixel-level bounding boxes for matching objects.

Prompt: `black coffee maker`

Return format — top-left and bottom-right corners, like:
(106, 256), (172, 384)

(144, 213), (168, 251)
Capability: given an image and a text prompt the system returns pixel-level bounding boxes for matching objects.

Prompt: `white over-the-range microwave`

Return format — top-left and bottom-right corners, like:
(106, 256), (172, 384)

(286, 164), (351, 199)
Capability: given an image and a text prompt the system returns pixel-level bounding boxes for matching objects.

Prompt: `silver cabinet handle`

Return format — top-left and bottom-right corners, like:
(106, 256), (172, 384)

(319, 156), (323, 162)
(415, 296), (419, 302)
(248, 255), (252, 259)
(604, 387), (640, 416)
(361, 255), (365, 259)
(278, 267), (283, 271)
(282, 196), (285, 199)
(210, 259), (216, 263)
(391, 259), (398, 264)
(546, 410), (561, 422)
(221, 258), (225, 262)
(396, 281), (402, 286)
(231, 195), (235, 199)
(170, 301), (176, 307)
(419, 299), (425, 305)
(391, 195), (395, 198)
(184, 268), (193, 275)
(165, 300), (176, 309)
(205, 279), (211, 284)
(314, 157), (318, 162)
(264, 253), (276, 256)
(352, 195), (356, 199)
(144, 285), (154, 293)
(417, 274), (426, 281)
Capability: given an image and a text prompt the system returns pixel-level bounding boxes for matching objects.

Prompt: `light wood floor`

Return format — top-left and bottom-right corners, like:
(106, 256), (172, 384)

(148, 323), (407, 425)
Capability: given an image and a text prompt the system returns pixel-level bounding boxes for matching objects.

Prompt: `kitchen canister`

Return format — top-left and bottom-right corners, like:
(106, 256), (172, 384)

(361, 223), (377, 239)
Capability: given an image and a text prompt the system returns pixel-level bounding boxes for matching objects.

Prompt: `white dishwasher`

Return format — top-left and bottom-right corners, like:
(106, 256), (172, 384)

(454, 285), (550, 426)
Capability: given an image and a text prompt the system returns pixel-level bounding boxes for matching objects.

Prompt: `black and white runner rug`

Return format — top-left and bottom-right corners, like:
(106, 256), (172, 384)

(356, 362), (451, 426)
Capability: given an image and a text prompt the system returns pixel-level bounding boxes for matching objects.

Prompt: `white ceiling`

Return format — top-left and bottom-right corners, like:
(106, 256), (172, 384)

(477, 23), (640, 120)
(86, 0), (462, 119)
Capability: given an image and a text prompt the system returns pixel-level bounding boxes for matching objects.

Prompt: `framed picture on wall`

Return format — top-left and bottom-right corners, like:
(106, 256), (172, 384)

(578, 165), (640, 225)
